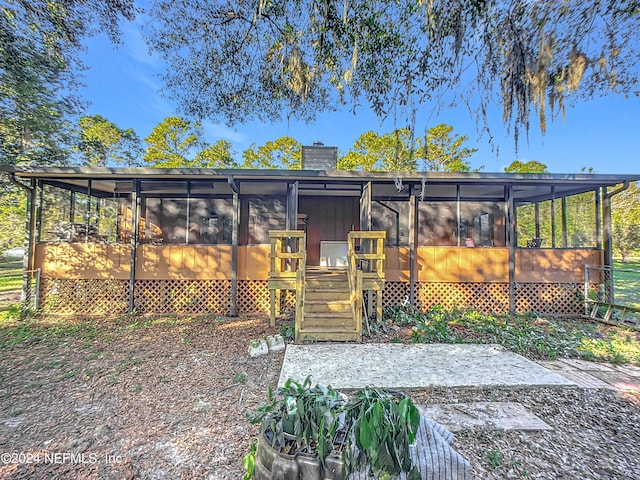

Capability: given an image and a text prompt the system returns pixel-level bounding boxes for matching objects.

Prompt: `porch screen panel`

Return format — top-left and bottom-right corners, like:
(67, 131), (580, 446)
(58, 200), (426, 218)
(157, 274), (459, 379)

(40, 184), (122, 243)
(143, 198), (233, 245)
(418, 202), (457, 246)
(247, 197), (286, 244)
(418, 201), (504, 247)
(372, 200), (410, 246)
(564, 191), (597, 247)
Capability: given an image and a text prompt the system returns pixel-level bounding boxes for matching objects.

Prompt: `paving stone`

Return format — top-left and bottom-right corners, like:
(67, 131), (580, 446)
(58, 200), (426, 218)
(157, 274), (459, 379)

(278, 344), (575, 389)
(549, 369), (615, 390)
(614, 364), (640, 379)
(419, 402), (553, 432)
(555, 358), (616, 372)
(589, 371), (640, 391)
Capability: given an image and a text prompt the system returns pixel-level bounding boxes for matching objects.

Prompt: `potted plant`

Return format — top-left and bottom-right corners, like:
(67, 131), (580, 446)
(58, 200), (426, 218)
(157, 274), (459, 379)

(244, 378), (422, 480)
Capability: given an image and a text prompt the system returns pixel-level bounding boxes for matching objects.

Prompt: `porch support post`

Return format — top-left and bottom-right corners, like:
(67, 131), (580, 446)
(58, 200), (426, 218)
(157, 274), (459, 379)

(507, 185), (516, 315)
(69, 190), (75, 222)
(128, 179), (140, 313)
(550, 186), (556, 248)
(602, 182), (629, 304)
(534, 202), (540, 238)
(185, 181), (191, 244)
(602, 186), (614, 303)
(360, 181), (372, 231)
(595, 188), (602, 250)
(561, 196), (568, 248)
(36, 180), (43, 244)
(25, 179), (38, 304)
(286, 181), (299, 230)
(229, 176), (239, 317)
(408, 185), (416, 306)
(85, 179), (92, 243)
(456, 185), (461, 246)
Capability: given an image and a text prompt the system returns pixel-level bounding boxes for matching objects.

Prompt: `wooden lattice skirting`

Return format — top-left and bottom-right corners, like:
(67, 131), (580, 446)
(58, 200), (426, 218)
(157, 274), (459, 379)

(134, 280), (232, 315)
(39, 278), (129, 316)
(37, 279), (583, 317)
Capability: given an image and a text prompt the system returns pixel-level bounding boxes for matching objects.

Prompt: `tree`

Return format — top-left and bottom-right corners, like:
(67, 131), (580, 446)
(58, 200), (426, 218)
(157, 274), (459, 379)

(143, 116), (202, 167)
(504, 161), (549, 173)
(612, 182), (640, 262)
(143, 116), (238, 168)
(0, 181), (26, 250)
(144, 1), (640, 148)
(338, 125), (476, 172)
(420, 124), (477, 172)
(77, 115), (143, 166)
(242, 137), (302, 169)
(194, 140), (238, 168)
(0, 0), (137, 166)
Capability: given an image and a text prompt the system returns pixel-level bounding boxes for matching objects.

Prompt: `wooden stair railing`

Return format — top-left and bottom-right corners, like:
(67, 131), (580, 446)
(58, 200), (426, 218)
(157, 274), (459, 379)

(268, 230), (306, 327)
(347, 231), (386, 332)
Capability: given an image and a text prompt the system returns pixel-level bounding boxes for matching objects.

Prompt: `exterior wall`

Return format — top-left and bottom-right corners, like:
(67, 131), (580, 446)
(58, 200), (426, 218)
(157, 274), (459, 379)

(33, 243), (600, 317)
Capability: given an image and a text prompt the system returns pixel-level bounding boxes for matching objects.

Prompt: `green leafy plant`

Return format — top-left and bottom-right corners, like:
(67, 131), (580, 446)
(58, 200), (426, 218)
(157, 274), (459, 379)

(246, 380), (422, 479)
(343, 387), (421, 479)
(278, 321), (295, 341)
(246, 377), (346, 462)
(242, 438), (257, 480)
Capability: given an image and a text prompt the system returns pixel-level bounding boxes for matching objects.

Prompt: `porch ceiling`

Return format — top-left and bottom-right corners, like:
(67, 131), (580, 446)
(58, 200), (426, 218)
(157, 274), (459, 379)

(2, 166), (638, 202)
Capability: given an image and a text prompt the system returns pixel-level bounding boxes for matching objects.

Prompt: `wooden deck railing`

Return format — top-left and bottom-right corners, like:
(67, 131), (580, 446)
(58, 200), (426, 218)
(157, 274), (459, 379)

(347, 231), (386, 329)
(267, 230), (306, 326)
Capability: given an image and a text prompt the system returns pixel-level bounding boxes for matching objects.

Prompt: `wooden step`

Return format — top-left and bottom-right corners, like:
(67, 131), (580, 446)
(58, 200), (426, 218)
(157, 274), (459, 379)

(305, 290), (350, 301)
(297, 330), (360, 342)
(301, 312), (352, 322)
(305, 278), (349, 289)
(304, 300), (351, 314)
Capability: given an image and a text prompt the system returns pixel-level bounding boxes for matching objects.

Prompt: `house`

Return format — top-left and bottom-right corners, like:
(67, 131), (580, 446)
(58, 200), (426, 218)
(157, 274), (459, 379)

(3, 161), (638, 339)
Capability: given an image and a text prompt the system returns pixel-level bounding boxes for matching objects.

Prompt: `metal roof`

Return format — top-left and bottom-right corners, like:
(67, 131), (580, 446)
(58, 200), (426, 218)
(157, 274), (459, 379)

(2, 166), (638, 202)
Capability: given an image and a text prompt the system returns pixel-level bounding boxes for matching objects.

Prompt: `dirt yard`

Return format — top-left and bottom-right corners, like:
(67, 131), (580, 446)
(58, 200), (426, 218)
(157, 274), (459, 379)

(0, 314), (639, 479)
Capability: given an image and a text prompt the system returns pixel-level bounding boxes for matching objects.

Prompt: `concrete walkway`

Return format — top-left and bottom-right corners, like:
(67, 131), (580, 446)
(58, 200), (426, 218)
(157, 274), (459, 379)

(278, 343), (575, 389)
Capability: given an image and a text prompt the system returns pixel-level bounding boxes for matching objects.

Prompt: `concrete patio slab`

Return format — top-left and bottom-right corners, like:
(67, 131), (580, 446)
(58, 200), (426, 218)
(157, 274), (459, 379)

(278, 343), (575, 389)
(419, 402), (553, 432)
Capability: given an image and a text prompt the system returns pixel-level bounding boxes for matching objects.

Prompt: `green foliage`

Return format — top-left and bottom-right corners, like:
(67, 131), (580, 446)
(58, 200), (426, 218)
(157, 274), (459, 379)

(338, 125), (477, 172)
(195, 140), (238, 168)
(612, 182), (640, 261)
(242, 136), (302, 169)
(246, 377), (347, 463)
(247, 378), (421, 478)
(504, 161), (549, 173)
(1, 0), (136, 166)
(143, 116), (201, 167)
(76, 115), (143, 166)
(381, 305), (640, 365)
(343, 388), (421, 479)
(278, 321), (295, 341)
(338, 129), (418, 172)
(144, 1), (638, 147)
(0, 183), (26, 250)
(242, 438), (257, 480)
(143, 116), (237, 168)
(419, 124), (477, 173)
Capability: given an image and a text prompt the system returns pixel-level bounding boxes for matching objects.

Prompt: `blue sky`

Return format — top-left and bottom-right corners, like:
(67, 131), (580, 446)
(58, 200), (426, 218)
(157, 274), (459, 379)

(78, 12), (640, 175)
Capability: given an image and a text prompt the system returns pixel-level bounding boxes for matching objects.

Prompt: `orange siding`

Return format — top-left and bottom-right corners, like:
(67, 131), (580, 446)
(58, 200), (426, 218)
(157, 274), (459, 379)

(417, 247), (509, 282)
(35, 243), (130, 279)
(238, 245), (270, 280)
(384, 247), (410, 282)
(35, 243), (603, 285)
(515, 249), (602, 283)
(136, 245), (232, 280)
